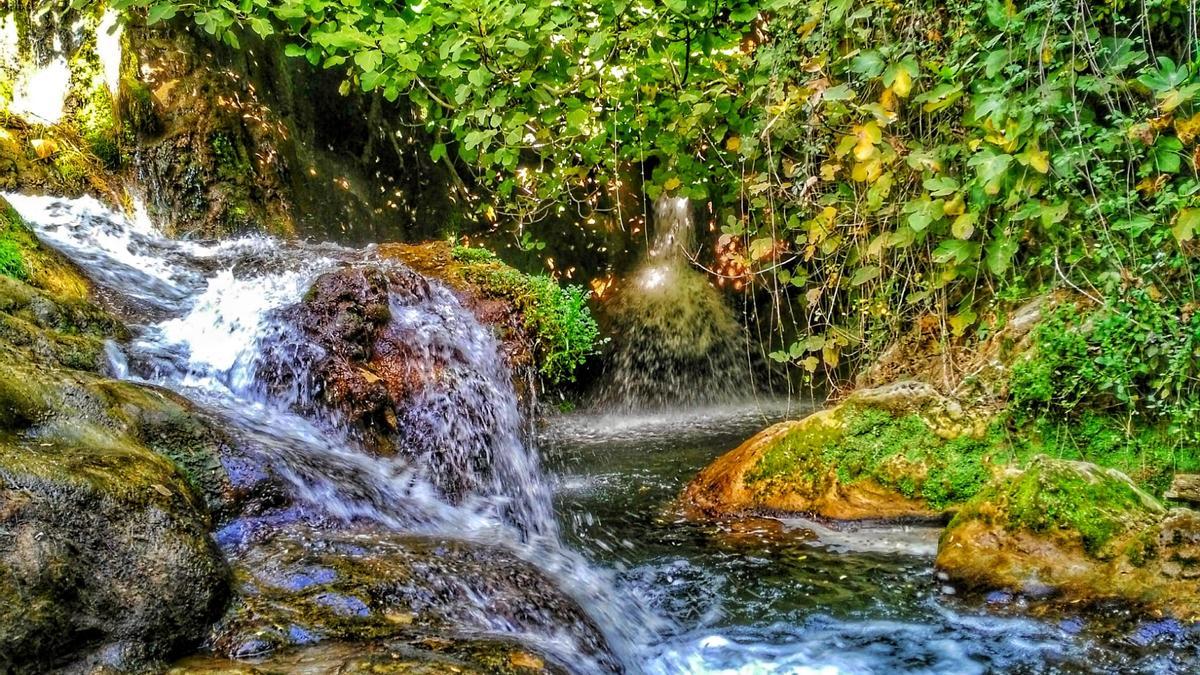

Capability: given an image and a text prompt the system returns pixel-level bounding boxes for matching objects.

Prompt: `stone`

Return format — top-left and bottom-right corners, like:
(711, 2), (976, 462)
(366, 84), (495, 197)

(681, 382), (992, 521)
(936, 456), (1200, 619)
(203, 527), (616, 674)
(1165, 473), (1200, 505)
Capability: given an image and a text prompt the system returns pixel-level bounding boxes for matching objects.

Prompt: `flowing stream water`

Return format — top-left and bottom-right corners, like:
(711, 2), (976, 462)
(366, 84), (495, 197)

(8, 193), (1200, 674)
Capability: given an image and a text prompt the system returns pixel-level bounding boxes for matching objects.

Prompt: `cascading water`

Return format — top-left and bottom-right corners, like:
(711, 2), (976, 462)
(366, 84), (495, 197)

(596, 195), (754, 410)
(5, 192), (664, 672)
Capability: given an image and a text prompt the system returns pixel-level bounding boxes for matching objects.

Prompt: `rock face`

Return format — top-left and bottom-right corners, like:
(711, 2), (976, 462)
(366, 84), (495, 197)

(681, 382), (992, 521)
(204, 527), (616, 674)
(0, 203), (244, 671)
(0, 430), (229, 672)
(264, 264), (431, 455)
(937, 456), (1200, 619)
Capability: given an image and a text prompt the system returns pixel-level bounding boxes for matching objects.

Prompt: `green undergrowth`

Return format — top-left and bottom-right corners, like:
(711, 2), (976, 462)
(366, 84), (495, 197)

(0, 200), (33, 281)
(451, 244), (599, 385)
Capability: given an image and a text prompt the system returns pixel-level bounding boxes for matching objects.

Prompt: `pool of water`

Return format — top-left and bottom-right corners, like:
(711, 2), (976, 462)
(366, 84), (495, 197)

(540, 402), (1200, 674)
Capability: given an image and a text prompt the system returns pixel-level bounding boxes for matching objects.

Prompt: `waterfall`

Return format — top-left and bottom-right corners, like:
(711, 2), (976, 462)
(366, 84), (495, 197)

(5, 193), (667, 672)
(595, 194), (754, 410)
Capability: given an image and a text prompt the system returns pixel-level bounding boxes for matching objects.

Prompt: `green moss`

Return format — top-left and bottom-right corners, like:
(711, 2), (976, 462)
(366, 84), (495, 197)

(962, 456), (1163, 558)
(0, 202), (31, 281)
(451, 244), (600, 385)
(746, 406), (996, 510)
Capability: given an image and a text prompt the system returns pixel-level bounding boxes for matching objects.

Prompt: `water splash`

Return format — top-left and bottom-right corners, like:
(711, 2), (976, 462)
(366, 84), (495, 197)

(5, 192), (664, 671)
(596, 194), (754, 410)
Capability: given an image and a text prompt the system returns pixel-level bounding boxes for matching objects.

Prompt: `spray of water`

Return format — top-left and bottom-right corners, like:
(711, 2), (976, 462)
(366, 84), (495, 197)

(596, 195), (754, 410)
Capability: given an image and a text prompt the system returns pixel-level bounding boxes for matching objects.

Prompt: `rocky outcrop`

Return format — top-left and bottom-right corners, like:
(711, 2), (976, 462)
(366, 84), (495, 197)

(937, 456), (1200, 620)
(263, 264), (434, 455)
(204, 527), (618, 674)
(681, 382), (993, 521)
(0, 201), (264, 671)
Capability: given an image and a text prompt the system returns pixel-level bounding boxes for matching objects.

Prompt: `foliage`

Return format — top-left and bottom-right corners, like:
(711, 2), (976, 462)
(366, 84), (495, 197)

(0, 204), (30, 281)
(451, 245), (600, 384)
(1011, 303), (1200, 442)
(83, 0), (1200, 431)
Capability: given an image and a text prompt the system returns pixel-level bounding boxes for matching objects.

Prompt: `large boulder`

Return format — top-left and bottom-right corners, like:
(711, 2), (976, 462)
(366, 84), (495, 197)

(201, 527), (618, 674)
(937, 456), (1200, 619)
(682, 382), (994, 521)
(0, 429), (229, 672)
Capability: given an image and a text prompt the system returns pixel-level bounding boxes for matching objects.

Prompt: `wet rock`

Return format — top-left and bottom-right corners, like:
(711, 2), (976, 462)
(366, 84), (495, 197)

(936, 456), (1200, 619)
(1165, 474), (1200, 506)
(264, 264), (433, 455)
(170, 640), (557, 674)
(203, 527), (617, 673)
(681, 382), (990, 521)
(0, 422), (229, 672)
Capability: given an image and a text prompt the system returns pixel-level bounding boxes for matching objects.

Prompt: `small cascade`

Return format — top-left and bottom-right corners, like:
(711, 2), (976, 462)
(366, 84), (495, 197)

(596, 194), (754, 410)
(6, 193), (665, 671)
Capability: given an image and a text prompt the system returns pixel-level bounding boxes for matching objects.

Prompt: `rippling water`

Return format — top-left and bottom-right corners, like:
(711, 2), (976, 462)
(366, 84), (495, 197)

(543, 406), (1200, 674)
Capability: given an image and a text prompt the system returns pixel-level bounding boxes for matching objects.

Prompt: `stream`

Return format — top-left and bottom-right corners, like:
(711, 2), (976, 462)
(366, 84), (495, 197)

(6, 193), (1200, 674)
(542, 406), (1200, 674)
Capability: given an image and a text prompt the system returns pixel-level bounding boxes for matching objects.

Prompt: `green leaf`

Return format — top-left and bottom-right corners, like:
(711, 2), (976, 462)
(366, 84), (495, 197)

(147, 3), (177, 24)
(985, 234), (1018, 275)
(284, 43), (307, 58)
(932, 240), (980, 264)
(565, 108), (589, 130)
(1173, 208), (1200, 243)
(850, 265), (881, 286)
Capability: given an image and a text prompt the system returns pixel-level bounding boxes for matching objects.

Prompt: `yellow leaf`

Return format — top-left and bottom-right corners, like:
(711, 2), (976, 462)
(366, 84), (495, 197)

(820, 162), (841, 181)
(822, 343), (841, 368)
(664, 177), (682, 191)
(943, 195), (966, 217)
(30, 138), (58, 159)
(1173, 208), (1200, 243)
(1176, 113), (1200, 145)
(726, 135), (742, 152)
(851, 158), (882, 183)
(1019, 146), (1050, 173)
(891, 69), (912, 98)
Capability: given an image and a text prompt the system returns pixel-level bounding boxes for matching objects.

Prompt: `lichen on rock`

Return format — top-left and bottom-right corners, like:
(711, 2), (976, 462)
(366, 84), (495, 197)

(682, 382), (999, 521)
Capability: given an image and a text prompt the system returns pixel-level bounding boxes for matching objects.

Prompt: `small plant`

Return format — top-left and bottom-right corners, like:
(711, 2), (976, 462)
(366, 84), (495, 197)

(451, 245), (600, 385)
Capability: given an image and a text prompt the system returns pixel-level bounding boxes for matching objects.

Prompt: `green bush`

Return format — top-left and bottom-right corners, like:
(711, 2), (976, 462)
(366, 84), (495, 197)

(452, 245), (600, 385)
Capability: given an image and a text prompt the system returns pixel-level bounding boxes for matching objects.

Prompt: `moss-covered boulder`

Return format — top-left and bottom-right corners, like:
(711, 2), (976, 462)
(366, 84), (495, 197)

(937, 456), (1200, 619)
(379, 241), (598, 387)
(200, 527), (617, 674)
(682, 382), (998, 521)
(0, 423), (229, 672)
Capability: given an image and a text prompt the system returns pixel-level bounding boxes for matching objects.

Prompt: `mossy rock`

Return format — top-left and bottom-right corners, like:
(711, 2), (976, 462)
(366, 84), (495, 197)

(202, 527), (615, 674)
(682, 382), (998, 521)
(378, 241), (598, 386)
(0, 425), (229, 672)
(937, 456), (1200, 619)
